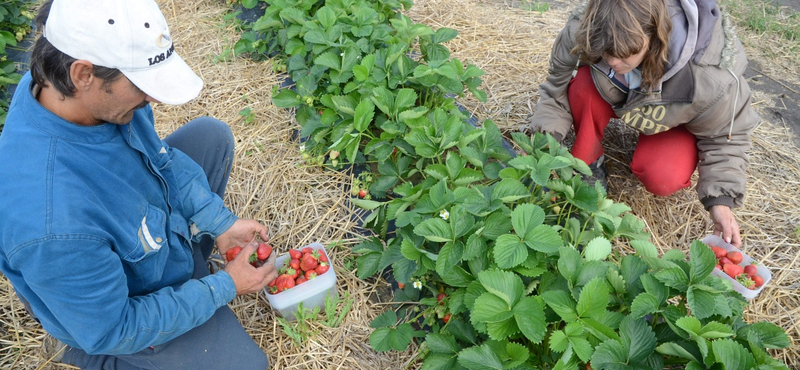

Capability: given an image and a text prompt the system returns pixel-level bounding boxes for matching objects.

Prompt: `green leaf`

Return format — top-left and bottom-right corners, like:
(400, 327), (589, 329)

(513, 296), (546, 343)
(272, 89), (301, 108)
(420, 355), (458, 370)
(654, 267), (689, 291)
(711, 338), (757, 370)
(426, 333), (461, 354)
(354, 99), (375, 132)
(350, 198), (384, 210)
(524, 225), (562, 254)
(630, 293), (660, 319)
(656, 342), (700, 362)
(414, 218), (454, 242)
(541, 290), (577, 322)
(504, 341), (530, 368)
(457, 343), (504, 370)
(371, 310), (398, 328)
(331, 95), (358, 116)
(477, 269), (523, 307)
(472, 293), (513, 323)
(356, 253), (383, 279)
(738, 322), (791, 349)
(686, 286), (718, 320)
(557, 246), (582, 285)
(493, 234), (528, 269)
(584, 237), (612, 261)
(591, 339), (627, 368)
(491, 179), (530, 203)
(369, 323), (414, 352)
(395, 88), (417, 111)
(510, 204), (543, 239)
(630, 240), (659, 259)
(689, 240), (716, 282)
(620, 316), (657, 363)
(576, 278), (609, 319)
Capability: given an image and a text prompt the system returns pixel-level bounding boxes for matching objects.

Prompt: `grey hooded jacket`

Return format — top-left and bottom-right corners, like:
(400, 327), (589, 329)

(529, 0), (759, 210)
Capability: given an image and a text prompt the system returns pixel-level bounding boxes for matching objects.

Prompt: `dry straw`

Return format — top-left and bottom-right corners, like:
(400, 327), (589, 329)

(1, 0), (799, 369)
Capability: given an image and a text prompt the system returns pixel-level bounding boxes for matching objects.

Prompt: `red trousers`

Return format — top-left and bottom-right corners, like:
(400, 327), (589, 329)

(568, 66), (698, 196)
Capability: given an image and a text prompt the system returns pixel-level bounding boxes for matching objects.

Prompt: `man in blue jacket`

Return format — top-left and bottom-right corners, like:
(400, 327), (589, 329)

(0, 1), (278, 369)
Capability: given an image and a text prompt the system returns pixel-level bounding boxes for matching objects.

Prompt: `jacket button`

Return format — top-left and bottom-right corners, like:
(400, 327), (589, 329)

(155, 237), (163, 243)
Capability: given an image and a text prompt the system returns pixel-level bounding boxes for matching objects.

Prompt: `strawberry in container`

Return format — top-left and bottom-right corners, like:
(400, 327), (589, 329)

(263, 243), (337, 321)
(705, 235), (772, 300)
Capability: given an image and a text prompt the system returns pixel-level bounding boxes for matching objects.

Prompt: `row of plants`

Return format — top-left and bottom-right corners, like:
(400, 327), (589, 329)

(229, 0), (792, 368)
(0, 0), (33, 131)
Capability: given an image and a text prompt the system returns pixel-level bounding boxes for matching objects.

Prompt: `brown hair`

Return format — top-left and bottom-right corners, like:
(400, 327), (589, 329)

(573, 0), (671, 91)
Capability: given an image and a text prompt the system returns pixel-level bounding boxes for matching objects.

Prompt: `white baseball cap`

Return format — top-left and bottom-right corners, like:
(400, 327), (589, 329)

(43, 0), (203, 105)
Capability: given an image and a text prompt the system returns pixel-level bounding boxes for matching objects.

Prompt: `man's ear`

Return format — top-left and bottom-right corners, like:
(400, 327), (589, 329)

(69, 60), (96, 92)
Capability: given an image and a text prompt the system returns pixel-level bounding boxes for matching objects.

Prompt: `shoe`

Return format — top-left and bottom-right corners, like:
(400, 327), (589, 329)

(208, 253), (225, 274)
(583, 154), (608, 192)
(40, 333), (67, 363)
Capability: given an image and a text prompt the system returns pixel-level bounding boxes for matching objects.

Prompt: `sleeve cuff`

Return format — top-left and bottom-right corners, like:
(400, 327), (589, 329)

(701, 196), (736, 211)
(200, 271), (237, 307)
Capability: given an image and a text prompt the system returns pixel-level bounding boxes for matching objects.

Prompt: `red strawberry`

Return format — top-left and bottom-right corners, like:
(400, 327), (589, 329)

(442, 313), (451, 323)
(300, 253), (319, 271)
(316, 264), (329, 275)
(289, 259), (301, 271)
(723, 263), (743, 278)
(225, 246), (242, 262)
(275, 274), (296, 292)
(358, 189), (367, 198)
(711, 246), (727, 259)
(397, 282), (405, 289)
(318, 253), (329, 263)
(726, 251), (744, 265)
(719, 257), (732, 266)
(257, 243), (273, 261)
(305, 270), (318, 280)
(752, 275), (765, 288)
(295, 275), (308, 285)
(744, 264), (758, 277)
(289, 249), (303, 260)
(437, 293), (446, 304)
(715, 264), (722, 270)
(302, 247), (314, 254)
(285, 267), (299, 279)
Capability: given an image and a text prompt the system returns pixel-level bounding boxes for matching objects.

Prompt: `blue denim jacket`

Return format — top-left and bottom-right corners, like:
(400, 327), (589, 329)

(0, 73), (238, 355)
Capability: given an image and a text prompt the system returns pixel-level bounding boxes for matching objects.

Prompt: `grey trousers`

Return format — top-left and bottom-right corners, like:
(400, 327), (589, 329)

(61, 117), (270, 370)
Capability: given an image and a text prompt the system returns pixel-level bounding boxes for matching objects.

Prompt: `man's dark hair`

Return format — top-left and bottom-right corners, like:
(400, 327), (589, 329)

(29, 0), (123, 97)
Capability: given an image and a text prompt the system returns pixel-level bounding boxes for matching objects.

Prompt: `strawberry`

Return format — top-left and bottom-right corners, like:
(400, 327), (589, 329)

(300, 253), (319, 271)
(442, 313), (451, 323)
(715, 264), (722, 270)
(257, 243), (273, 261)
(285, 267), (299, 279)
(437, 293), (446, 304)
(289, 259), (301, 271)
(289, 249), (303, 260)
(738, 275), (755, 289)
(397, 282), (405, 289)
(225, 246), (242, 262)
(302, 247), (314, 255)
(295, 275), (308, 285)
(305, 270), (318, 280)
(752, 274), (765, 288)
(723, 263), (743, 278)
(726, 251), (744, 265)
(275, 274), (296, 292)
(744, 264), (758, 277)
(318, 253), (329, 263)
(719, 257), (732, 266)
(316, 263), (329, 275)
(358, 189), (367, 198)
(710, 246), (727, 259)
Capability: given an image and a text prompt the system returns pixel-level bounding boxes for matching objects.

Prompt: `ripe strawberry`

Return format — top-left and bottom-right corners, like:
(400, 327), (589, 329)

(738, 275), (755, 289)
(305, 270), (318, 280)
(719, 257), (732, 266)
(318, 253), (329, 263)
(437, 293), (446, 304)
(723, 263), (743, 278)
(316, 263), (329, 275)
(225, 246), (242, 262)
(275, 274), (295, 292)
(710, 246), (727, 259)
(715, 264), (722, 270)
(744, 264), (758, 277)
(752, 274), (764, 288)
(442, 313), (451, 323)
(300, 253), (319, 271)
(289, 249), (303, 260)
(295, 275), (308, 285)
(358, 189), (367, 198)
(726, 251), (744, 265)
(289, 259), (301, 271)
(397, 282), (405, 289)
(257, 243), (273, 261)
(302, 247), (314, 254)
(285, 267), (299, 279)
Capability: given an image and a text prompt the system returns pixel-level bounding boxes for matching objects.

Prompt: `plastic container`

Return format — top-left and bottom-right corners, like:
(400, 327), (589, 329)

(263, 242), (337, 321)
(704, 235), (771, 300)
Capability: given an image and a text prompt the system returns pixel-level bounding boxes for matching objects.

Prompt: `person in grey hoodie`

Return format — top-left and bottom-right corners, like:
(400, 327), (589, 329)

(529, 0), (759, 248)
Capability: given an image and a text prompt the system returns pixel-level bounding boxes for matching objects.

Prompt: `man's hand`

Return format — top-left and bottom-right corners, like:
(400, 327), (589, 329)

(225, 242), (279, 296)
(215, 219), (269, 256)
(709, 205), (741, 248)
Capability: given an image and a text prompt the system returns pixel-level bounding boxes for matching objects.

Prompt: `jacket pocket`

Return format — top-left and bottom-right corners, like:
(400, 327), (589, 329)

(121, 204), (167, 263)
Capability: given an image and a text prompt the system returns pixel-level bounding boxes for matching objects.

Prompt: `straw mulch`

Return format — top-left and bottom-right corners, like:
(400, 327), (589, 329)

(1, 0), (798, 369)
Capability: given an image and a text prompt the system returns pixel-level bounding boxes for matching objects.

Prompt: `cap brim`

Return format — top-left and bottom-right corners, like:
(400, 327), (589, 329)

(123, 54), (203, 105)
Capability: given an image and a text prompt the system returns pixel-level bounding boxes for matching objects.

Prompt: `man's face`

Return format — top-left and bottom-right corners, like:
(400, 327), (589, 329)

(86, 75), (157, 125)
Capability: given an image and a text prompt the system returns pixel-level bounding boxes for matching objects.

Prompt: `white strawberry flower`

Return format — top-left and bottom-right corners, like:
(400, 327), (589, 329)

(413, 281), (422, 289)
(439, 209), (450, 220)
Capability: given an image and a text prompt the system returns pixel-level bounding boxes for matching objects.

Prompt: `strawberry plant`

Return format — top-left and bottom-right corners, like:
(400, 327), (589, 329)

(0, 0), (34, 130)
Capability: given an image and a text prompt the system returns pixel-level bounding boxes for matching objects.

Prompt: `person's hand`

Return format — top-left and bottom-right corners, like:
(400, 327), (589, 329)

(224, 242), (279, 296)
(709, 205), (741, 248)
(215, 219), (269, 257)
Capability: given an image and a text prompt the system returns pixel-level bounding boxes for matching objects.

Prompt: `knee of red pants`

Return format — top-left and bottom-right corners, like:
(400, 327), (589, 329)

(629, 126), (698, 196)
(631, 164), (694, 196)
